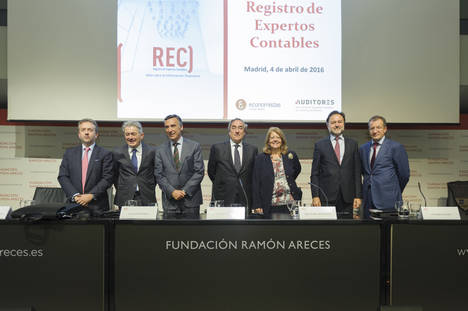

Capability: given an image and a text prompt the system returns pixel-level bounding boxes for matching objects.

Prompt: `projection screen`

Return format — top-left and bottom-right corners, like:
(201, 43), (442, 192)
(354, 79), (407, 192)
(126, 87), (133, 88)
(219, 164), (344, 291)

(7, 0), (459, 123)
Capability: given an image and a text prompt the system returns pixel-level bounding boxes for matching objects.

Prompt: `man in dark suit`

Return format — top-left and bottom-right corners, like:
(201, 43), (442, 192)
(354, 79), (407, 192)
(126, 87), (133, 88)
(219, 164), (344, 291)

(155, 115), (204, 213)
(113, 121), (157, 207)
(311, 111), (362, 219)
(208, 118), (258, 210)
(58, 118), (113, 214)
(359, 115), (410, 218)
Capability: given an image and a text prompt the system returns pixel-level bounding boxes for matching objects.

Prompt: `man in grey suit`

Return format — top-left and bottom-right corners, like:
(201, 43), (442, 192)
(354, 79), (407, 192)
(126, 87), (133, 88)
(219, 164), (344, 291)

(155, 114), (204, 213)
(208, 118), (258, 210)
(113, 121), (157, 207)
(310, 111), (362, 219)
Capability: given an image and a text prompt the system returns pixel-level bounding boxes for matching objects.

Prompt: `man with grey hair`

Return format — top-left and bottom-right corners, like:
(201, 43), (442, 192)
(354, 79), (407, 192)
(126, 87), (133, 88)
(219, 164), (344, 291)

(208, 118), (258, 210)
(155, 114), (204, 213)
(113, 121), (157, 207)
(58, 118), (113, 214)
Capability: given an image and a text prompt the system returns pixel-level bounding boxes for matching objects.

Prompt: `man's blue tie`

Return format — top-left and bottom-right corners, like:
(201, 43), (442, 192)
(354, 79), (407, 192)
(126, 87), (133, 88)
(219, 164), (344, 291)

(131, 149), (138, 173)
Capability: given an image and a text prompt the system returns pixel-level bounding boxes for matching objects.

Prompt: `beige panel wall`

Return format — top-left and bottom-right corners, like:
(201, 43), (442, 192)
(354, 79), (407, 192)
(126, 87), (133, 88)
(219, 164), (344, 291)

(1, 125), (467, 211)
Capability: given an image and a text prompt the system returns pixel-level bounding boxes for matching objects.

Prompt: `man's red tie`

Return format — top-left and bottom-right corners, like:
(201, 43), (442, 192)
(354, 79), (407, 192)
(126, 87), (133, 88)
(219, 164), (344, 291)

(82, 147), (90, 193)
(334, 136), (341, 164)
(370, 142), (378, 169)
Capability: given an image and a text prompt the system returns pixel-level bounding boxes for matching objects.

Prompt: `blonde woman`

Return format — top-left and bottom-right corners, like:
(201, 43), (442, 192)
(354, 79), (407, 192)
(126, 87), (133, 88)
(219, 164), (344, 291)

(252, 127), (302, 215)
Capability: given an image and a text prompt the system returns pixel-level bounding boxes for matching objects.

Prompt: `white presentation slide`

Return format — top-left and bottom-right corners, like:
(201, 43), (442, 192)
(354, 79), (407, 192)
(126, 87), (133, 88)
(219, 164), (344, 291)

(117, 0), (341, 121)
(117, 0), (223, 119)
(227, 0), (341, 121)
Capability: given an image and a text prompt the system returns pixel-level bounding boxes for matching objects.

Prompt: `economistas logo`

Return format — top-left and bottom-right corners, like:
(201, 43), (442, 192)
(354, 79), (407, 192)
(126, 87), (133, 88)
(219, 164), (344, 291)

(235, 99), (247, 110)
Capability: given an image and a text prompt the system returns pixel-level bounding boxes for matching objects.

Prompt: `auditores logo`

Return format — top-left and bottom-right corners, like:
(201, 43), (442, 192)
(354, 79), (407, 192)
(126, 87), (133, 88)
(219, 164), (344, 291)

(295, 99), (335, 106)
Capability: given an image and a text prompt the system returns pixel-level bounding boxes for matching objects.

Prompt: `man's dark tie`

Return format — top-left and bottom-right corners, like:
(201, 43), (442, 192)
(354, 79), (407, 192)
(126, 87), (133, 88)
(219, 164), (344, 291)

(334, 136), (341, 164)
(173, 142), (180, 171)
(131, 148), (138, 173)
(234, 144), (241, 172)
(370, 142), (378, 169)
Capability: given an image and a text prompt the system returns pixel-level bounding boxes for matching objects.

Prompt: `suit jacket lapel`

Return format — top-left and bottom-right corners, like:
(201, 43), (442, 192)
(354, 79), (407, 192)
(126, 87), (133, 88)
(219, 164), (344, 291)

(240, 143), (249, 173)
(121, 145), (131, 166)
(225, 141), (237, 172)
(179, 139), (191, 170)
(76, 145), (84, 186)
(87, 145), (98, 174)
(326, 138), (340, 166)
(281, 153), (289, 173)
(365, 141), (372, 171)
(342, 137), (351, 164)
(265, 153), (274, 180)
(375, 139), (389, 166)
(165, 141), (176, 171)
(139, 143), (149, 173)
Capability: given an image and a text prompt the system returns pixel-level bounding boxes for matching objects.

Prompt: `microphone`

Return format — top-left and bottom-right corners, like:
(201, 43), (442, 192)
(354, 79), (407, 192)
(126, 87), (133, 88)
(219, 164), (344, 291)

(309, 182), (329, 207)
(238, 178), (250, 216)
(418, 182), (427, 207)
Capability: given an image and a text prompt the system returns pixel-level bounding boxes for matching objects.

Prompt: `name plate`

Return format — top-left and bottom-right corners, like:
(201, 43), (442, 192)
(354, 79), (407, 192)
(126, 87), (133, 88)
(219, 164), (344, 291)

(299, 206), (337, 220)
(0, 206), (12, 220)
(421, 206), (460, 220)
(206, 207), (245, 220)
(120, 206), (158, 220)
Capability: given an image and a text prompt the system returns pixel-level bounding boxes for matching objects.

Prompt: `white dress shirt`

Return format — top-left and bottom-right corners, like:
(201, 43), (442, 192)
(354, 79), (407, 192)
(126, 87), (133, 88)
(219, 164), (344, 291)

(330, 134), (345, 163)
(172, 137), (183, 155)
(128, 143), (143, 170)
(230, 139), (243, 165)
(81, 143), (95, 163)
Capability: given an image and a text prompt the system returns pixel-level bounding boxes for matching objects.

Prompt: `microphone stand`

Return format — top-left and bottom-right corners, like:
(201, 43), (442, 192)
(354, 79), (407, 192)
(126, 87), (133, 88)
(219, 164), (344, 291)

(418, 181), (427, 207)
(238, 178), (250, 218)
(309, 182), (329, 207)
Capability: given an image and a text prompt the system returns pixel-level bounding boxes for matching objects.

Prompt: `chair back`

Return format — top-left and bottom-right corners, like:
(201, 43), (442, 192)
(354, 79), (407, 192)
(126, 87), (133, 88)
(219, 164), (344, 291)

(32, 187), (67, 203)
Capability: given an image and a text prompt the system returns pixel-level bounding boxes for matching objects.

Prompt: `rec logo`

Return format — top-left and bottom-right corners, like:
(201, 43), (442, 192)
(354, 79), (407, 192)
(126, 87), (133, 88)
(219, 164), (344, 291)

(235, 99), (247, 110)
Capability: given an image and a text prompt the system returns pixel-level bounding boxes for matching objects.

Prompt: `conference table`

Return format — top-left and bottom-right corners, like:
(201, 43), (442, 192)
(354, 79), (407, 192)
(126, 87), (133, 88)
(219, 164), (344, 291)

(390, 222), (468, 310)
(0, 221), (107, 311)
(0, 213), (467, 311)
